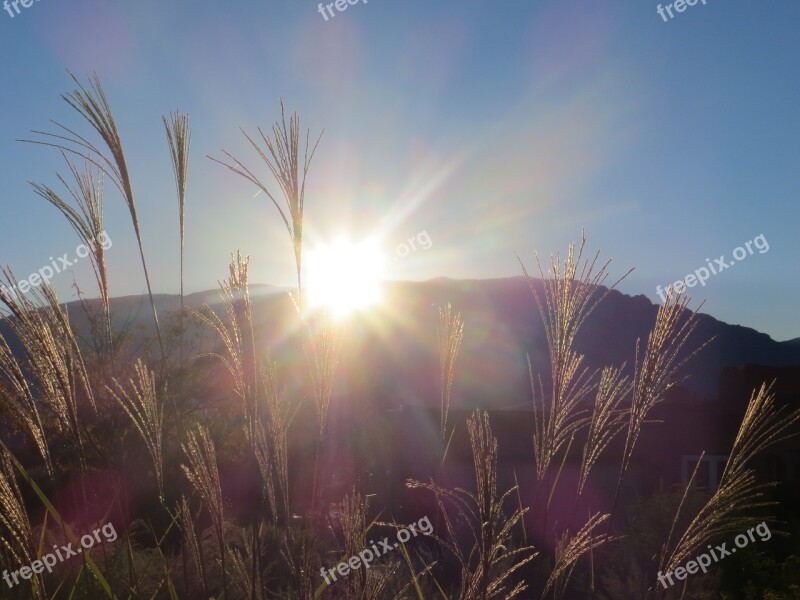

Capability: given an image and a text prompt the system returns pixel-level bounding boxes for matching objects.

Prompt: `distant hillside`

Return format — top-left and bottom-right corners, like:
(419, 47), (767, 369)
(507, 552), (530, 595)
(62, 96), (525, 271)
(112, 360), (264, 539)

(3, 278), (798, 407)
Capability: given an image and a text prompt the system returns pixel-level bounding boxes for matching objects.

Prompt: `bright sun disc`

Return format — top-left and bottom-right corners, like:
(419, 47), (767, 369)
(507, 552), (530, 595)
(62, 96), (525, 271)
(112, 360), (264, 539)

(306, 238), (385, 317)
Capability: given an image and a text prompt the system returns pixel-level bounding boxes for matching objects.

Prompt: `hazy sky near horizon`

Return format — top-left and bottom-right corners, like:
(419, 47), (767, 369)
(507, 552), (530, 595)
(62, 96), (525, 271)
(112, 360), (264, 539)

(0, 0), (798, 340)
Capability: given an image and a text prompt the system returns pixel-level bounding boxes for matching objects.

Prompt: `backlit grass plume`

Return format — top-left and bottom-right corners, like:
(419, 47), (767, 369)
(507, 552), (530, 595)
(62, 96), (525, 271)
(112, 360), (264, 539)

(254, 420), (278, 528)
(542, 512), (611, 600)
(31, 157), (111, 358)
(0, 271), (95, 470)
(0, 332), (53, 474)
(0, 449), (43, 600)
(164, 111), (191, 369)
(24, 72), (164, 359)
(336, 489), (370, 597)
(195, 252), (259, 442)
(520, 232), (631, 480)
(332, 489), (405, 600)
(408, 410), (537, 599)
(303, 309), (344, 440)
(181, 425), (227, 593)
(577, 365), (630, 496)
(658, 381), (800, 575)
(612, 287), (709, 523)
(107, 359), (165, 500)
(178, 495), (209, 598)
(282, 526), (318, 600)
(256, 357), (297, 525)
(211, 101), (322, 300)
(438, 303), (464, 442)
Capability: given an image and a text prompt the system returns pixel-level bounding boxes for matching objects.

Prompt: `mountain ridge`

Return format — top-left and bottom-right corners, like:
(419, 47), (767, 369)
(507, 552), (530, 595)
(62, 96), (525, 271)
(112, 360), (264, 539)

(3, 276), (797, 404)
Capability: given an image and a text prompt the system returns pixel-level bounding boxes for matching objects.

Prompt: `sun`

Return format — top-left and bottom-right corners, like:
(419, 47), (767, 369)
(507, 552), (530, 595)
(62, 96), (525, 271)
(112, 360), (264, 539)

(305, 238), (385, 318)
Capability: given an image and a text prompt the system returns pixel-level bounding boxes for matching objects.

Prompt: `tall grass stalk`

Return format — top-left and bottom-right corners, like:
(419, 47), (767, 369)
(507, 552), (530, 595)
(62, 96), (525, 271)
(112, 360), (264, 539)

(0, 273), (95, 472)
(181, 425), (227, 595)
(211, 100), (322, 302)
(31, 156), (112, 362)
(541, 512), (611, 600)
(438, 303), (464, 443)
(282, 526), (318, 599)
(611, 287), (709, 527)
(195, 252), (259, 442)
(658, 381), (800, 575)
(408, 410), (537, 599)
(107, 359), (166, 500)
(303, 308), (344, 531)
(163, 111), (191, 372)
(0, 449), (44, 599)
(24, 72), (165, 360)
(258, 357), (297, 525)
(230, 530), (265, 600)
(520, 232), (632, 482)
(178, 495), (209, 598)
(304, 309), (344, 441)
(577, 365), (630, 496)
(0, 331), (53, 475)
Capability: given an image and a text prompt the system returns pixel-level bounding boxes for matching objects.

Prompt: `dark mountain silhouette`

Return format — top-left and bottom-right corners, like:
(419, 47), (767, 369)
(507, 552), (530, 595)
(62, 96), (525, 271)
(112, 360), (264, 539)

(2, 277), (798, 407)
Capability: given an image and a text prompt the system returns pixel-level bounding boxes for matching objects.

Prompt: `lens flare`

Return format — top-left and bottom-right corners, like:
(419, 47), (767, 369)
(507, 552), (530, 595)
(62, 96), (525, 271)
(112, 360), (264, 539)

(306, 238), (385, 317)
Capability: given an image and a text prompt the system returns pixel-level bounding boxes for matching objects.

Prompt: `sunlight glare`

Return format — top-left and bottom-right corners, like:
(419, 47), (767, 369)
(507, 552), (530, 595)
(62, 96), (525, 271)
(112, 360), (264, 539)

(306, 238), (385, 317)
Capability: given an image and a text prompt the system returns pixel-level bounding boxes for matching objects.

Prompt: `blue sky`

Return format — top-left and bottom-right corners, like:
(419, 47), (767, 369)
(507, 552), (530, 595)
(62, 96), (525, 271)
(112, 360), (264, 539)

(0, 0), (798, 340)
